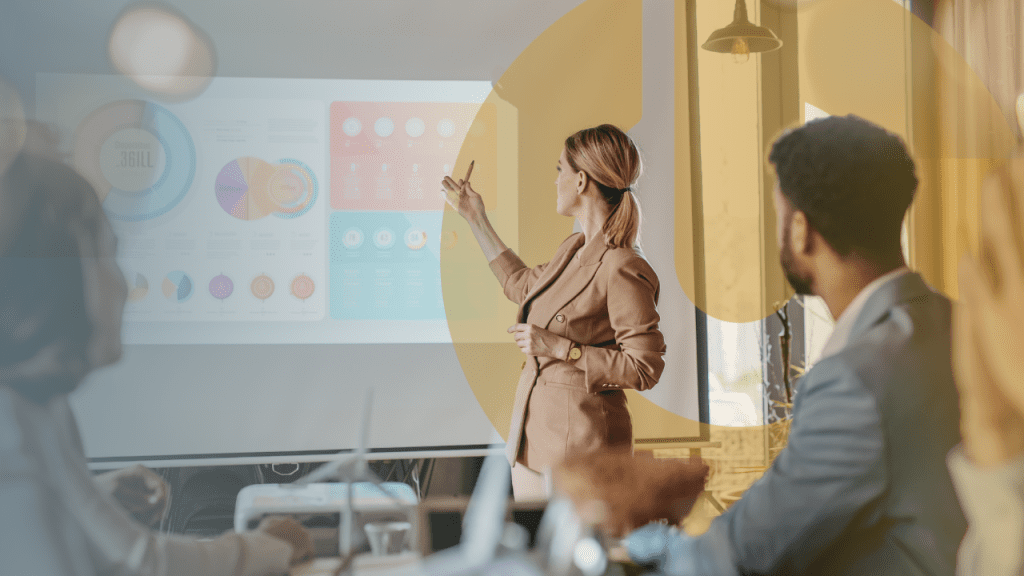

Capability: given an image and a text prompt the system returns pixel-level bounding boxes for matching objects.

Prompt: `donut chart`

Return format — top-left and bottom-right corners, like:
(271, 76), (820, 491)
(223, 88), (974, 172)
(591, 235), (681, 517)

(291, 274), (315, 300)
(73, 100), (196, 222)
(440, 230), (458, 250)
(271, 160), (318, 219)
(404, 228), (427, 250)
(215, 157), (317, 221)
(251, 274), (275, 300)
(162, 271), (194, 303)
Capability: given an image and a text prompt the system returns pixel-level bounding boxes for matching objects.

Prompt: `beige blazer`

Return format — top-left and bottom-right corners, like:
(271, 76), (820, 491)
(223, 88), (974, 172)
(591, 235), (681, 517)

(488, 232), (666, 469)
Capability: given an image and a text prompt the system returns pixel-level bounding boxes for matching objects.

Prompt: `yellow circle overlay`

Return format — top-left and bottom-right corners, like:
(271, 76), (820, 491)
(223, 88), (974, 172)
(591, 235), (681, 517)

(442, 0), (1014, 443)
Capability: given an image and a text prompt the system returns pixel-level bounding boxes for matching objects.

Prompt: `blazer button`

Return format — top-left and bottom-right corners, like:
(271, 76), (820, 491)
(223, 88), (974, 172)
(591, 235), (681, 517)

(555, 314), (565, 323)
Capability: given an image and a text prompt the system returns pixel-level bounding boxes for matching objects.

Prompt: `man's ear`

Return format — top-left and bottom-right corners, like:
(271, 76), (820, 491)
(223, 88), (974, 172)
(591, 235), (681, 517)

(789, 210), (812, 255)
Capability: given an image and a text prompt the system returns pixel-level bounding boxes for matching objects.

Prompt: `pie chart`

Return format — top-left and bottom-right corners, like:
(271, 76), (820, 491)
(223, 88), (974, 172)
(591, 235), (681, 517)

(215, 157), (317, 220)
(73, 100), (196, 222)
(127, 272), (149, 302)
(162, 271), (194, 303)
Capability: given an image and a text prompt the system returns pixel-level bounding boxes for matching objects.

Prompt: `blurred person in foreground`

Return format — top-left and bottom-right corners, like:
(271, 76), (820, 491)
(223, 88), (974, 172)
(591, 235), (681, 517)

(629, 115), (966, 575)
(0, 117), (313, 574)
(948, 154), (1024, 576)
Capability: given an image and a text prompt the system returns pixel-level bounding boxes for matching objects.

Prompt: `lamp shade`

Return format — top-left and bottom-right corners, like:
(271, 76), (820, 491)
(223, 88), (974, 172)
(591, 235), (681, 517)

(702, 0), (783, 54)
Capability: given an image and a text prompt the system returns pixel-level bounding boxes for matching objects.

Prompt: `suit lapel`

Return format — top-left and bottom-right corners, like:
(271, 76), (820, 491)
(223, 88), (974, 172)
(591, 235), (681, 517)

(518, 235), (608, 327)
(517, 233), (583, 322)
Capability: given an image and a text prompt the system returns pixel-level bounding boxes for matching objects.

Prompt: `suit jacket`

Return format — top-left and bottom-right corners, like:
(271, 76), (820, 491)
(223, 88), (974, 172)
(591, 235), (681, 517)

(649, 272), (966, 576)
(488, 232), (666, 468)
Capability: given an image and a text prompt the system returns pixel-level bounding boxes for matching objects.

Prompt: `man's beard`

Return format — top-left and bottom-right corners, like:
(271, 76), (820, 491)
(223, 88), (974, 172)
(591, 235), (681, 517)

(780, 235), (814, 296)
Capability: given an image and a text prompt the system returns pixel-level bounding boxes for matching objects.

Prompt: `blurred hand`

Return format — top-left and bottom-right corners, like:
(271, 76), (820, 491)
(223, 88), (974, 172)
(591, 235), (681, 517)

(441, 176), (486, 223)
(955, 157), (1024, 466)
(508, 323), (571, 359)
(627, 522), (674, 568)
(93, 464), (169, 527)
(257, 516), (315, 565)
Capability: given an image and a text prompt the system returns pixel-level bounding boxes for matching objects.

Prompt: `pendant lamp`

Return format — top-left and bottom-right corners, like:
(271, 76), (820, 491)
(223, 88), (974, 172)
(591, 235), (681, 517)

(702, 0), (783, 63)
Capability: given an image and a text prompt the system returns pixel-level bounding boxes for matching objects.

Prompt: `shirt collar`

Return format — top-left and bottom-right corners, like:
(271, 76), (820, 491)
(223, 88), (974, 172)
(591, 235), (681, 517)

(817, 266), (911, 360)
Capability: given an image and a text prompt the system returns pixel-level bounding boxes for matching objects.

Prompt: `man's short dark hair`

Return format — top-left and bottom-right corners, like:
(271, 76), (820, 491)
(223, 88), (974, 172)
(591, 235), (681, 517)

(768, 114), (918, 259)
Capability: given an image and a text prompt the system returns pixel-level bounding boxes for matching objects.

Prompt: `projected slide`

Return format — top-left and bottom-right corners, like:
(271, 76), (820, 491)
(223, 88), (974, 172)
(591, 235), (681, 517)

(36, 74), (508, 344)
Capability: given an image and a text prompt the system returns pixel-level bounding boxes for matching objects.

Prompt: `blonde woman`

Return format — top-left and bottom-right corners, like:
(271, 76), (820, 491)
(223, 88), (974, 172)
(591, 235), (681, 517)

(442, 124), (666, 500)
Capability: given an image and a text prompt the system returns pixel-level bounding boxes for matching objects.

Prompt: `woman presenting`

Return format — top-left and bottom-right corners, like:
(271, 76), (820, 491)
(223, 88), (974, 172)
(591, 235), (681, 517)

(442, 124), (666, 500)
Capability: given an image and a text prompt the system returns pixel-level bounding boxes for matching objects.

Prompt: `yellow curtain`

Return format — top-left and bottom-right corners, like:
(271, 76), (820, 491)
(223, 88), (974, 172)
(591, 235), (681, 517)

(916, 0), (1021, 298)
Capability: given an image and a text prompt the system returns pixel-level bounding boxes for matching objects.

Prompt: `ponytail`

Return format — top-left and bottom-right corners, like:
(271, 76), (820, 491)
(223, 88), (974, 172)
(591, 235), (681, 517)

(564, 124), (643, 250)
(602, 188), (641, 249)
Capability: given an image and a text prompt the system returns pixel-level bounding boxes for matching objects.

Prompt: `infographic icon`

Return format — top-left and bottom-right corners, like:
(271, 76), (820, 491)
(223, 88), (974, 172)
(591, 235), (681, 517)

(162, 271), (194, 303)
(291, 274), (315, 301)
(215, 157), (317, 220)
(251, 274), (275, 300)
(127, 272), (149, 302)
(73, 99), (196, 221)
(404, 228), (427, 250)
(209, 274), (234, 300)
(373, 228), (395, 249)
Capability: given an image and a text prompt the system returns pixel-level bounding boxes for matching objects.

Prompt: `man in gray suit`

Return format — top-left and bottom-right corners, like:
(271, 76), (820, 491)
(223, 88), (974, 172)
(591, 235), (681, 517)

(629, 115), (966, 575)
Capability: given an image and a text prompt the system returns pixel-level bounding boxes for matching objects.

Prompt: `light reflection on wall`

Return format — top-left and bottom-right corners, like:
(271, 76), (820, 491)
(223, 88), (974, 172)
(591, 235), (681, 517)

(108, 5), (214, 99)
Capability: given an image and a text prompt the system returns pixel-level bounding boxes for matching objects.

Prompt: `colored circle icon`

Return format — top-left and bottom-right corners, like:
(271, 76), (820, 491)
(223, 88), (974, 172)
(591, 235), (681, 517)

(373, 228), (395, 249)
(437, 119), (455, 138)
(440, 230), (459, 250)
(374, 117), (394, 137)
(291, 274), (315, 301)
(73, 100), (196, 222)
(127, 272), (149, 302)
(405, 117), (425, 138)
(342, 227), (364, 249)
(209, 274), (234, 300)
(162, 271), (194, 303)
(215, 157), (317, 220)
(268, 161), (317, 218)
(342, 117), (362, 137)
(251, 274), (275, 300)
(404, 228), (427, 250)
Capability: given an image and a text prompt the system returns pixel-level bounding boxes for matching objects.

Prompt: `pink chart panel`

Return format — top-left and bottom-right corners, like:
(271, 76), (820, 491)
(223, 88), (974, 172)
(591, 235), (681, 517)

(329, 101), (491, 212)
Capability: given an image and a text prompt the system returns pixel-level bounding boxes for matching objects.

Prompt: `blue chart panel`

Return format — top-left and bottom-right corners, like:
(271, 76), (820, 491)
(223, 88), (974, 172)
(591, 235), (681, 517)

(74, 100), (196, 222)
(329, 212), (443, 320)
